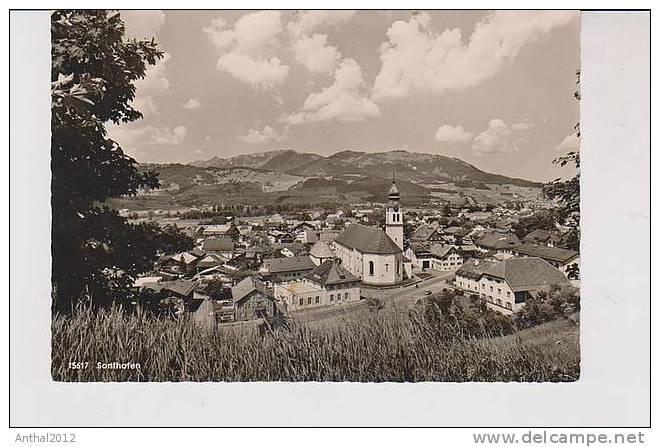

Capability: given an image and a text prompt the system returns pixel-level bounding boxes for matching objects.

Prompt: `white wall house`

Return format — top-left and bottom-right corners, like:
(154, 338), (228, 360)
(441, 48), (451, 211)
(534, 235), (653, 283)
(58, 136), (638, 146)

(456, 257), (571, 315)
(274, 260), (360, 311)
(514, 243), (580, 279)
(429, 245), (464, 271)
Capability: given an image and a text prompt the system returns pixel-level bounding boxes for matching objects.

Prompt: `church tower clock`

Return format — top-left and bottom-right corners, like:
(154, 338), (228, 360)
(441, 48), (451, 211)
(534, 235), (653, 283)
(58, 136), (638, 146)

(385, 175), (404, 250)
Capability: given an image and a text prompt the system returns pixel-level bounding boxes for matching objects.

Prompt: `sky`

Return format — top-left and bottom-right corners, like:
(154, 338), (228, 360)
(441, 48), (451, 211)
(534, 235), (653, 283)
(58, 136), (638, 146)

(107, 10), (580, 182)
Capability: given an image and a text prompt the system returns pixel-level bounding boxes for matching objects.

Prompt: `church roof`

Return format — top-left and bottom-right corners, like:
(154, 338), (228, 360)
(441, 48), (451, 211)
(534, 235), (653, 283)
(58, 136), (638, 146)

(305, 260), (359, 286)
(335, 224), (402, 254)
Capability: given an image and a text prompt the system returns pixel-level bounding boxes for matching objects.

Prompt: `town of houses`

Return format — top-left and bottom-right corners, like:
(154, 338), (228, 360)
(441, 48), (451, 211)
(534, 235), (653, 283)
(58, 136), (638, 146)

(129, 178), (580, 325)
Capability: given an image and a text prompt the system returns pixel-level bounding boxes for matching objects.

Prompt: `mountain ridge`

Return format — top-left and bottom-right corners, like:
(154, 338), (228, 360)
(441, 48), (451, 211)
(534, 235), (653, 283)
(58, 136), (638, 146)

(190, 149), (540, 187)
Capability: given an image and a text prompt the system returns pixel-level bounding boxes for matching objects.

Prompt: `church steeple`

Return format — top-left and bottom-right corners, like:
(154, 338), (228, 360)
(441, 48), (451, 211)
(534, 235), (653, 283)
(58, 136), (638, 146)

(388, 172), (400, 203)
(385, 172), (404, 250)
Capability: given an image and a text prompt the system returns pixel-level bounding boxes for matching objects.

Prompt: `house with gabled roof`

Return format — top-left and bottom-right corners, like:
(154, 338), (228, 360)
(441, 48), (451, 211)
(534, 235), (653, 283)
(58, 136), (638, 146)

(522, 229), (561, 247)
(201, 236), (235, 257)
(274, 260), (360, 311)
(410, 223), (444, 243)
(200, 223), (239, 240)
(473, 230), (521, 255)
(429, 244), (464, 271)
(231, 276), (277, 321)
(309, 240), (335, 265)
(455, 258), (498, 294)
(514, 243), (580, 279)
(466, 257), (571, 315)
(259, 255), (317, 284)
(406, 243), (464, 271)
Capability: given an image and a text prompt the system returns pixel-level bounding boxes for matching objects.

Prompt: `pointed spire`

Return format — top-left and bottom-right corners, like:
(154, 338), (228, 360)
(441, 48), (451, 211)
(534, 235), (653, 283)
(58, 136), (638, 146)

(388, 173), (400, 200)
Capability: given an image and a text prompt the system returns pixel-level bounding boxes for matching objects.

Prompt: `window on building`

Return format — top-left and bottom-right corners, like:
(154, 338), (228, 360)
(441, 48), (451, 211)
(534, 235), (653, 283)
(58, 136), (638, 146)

(490, 286), (493, 292)
(385, 264), (389, 272)
(368, 261), (374, 276)
(506, 291), (511, 298)
(299, 298), (303, 306)
(330, 294), (334, 301)
(497, 299), (502, 306)
(315, 296), (320, 304)
(307, 297), (312, 305)
(506, 302), (512, 310)
(498, 288), (501, 294)
(344, 292), (349, 300)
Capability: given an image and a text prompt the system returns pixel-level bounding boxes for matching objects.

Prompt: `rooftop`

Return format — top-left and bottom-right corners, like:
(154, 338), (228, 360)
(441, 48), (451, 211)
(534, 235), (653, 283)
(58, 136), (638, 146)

(262, 255), (317, 274)
(309, 240), (335, 259)
(516, 243), (579, 263)
(231, 276), (272, 303)
(143, 279), (196, 297)
(474, 232), (521, 250)
(429, 244), (456, 259)
(305, 260), (359, 286)
(484, 257), (570, 292)
(202, 236), (234, 252)
(456, 258), (497, 280)
(279, 281), (320, 294)
(522, 229), (559, 243)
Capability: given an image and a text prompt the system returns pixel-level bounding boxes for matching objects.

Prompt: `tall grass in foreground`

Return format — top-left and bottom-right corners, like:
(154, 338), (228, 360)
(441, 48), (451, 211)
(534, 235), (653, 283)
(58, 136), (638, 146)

(52, 306), (579, 382)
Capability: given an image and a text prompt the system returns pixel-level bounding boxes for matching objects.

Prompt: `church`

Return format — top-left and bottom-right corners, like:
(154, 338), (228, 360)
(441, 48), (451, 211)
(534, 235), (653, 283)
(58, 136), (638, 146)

(333, 179), (411, 286)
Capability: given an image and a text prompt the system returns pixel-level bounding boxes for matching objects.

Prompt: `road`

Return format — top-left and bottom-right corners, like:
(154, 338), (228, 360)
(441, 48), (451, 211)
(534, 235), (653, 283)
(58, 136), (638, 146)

(290, 270), (457, 324)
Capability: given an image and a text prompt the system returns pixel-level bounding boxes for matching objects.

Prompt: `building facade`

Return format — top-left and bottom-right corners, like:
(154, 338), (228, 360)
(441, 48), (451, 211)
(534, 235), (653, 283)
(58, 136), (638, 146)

(274, 260), (361, 311)
(456, 257), (571, 315)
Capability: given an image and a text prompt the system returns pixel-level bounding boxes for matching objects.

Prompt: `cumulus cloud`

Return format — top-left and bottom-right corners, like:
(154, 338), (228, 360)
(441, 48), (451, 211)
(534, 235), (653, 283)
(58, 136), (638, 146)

(373, 10), (576, 101)
(287, 10), (356, 38)
(556, 131), (580, 152)
(182, 98), (201, 110)
(293, 34), (341, 74)
(288, 11), (355, 74)
(471, 119), (519, 155)
(238, 125), (283, 144)
(121, 10), (165, 40)
(511, 120), (534, 130)
(204, 11), (290, 89)
(283, 58), (380, 124)
(132, 52), (171, 117)
(216, 52), (289, 88)
(108, 124), (187, 149)
(434, 124), (473, 144)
